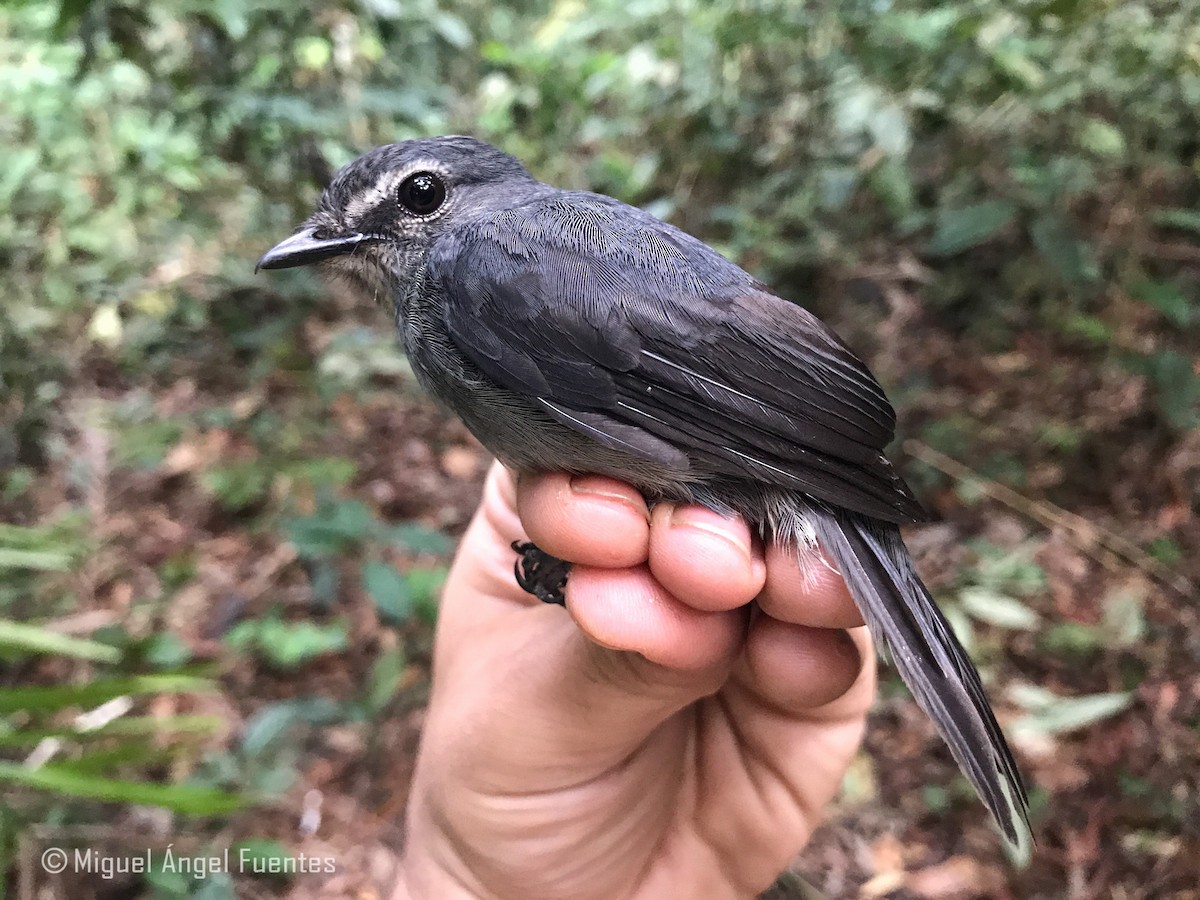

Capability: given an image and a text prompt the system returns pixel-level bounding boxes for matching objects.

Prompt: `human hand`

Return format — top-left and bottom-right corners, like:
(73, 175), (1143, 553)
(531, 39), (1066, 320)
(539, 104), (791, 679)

(394, 463), (875, 900)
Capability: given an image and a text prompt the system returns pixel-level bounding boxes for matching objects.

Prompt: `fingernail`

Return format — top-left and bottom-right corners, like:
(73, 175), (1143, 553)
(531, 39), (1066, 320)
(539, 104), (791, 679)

(569, 475), (650, 521)
(670, 506), (752, 558)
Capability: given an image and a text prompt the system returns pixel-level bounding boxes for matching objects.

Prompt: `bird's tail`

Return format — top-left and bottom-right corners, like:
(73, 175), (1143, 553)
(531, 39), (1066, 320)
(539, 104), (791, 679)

(804, 508), (1031, 844)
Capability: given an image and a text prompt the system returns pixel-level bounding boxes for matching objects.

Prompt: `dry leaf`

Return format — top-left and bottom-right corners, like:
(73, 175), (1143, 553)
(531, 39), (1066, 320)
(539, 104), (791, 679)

(906, 855), (1002, 898)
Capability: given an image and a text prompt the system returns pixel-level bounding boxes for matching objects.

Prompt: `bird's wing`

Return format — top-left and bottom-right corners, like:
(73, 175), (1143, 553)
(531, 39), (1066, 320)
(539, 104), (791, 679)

(427, 196), (924, 523)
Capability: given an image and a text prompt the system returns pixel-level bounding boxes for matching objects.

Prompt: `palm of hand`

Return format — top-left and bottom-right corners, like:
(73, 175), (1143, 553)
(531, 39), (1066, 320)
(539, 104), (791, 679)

(398, 464), (874, 900)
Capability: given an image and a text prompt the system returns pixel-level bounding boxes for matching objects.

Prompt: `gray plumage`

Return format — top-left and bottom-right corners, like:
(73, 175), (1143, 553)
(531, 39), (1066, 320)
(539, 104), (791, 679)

(258, 135), (1031, 843)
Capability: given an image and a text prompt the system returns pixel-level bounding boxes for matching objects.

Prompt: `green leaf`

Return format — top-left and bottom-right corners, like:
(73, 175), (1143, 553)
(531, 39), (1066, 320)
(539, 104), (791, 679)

(189, 873), (237, 900)
(991, 44), (1045, 89)
(817, 166), (860, 212)
(1007, 683), (1059, 709)
(0, 521), (83, 552)
(144, 632), (193, 668)
(294, 37), (331, 70)
(1153, 208), (1200, 234)
(241, 703), (303, 757)
(1011, 691), (1134, 736)
(1102, 586), (1147, 647)
(59, 742), (179, 774)
(53, 0), (96, 34)
(210, 0), (250, 39)
(971, 541), (1047, 595)
(1147, 537), (1183, 566)
(958, 588), (1041, 630)
(362, 561), (412, 624)
(868, 156), (916, 220)
(0, 762), (244, 814)
(1030, 214), (1098, 284)
(365, 647), (408, 713)
(1079, 118), (1125, 157)
(201, 462), (272, 511)
(386, 523), (452, 555)
(433, 13), (473, 49)
(1061, 314), (1113, 345)
(0, 715), (221, 748)
(942, 602), (975, 654)
(308, 561), (340, 609)
(1124, 350), (1200, 429)
(0, 674), (214, 716)
(283, 499), (376, 559)
(227, 617), (348, 669)
(0, 547), (73, 571)
(143, 862), (191, 895)
(0, 619), (121, 662)
(406, 567), (447, 624)
(1129, 279), (1194, 328)
(885, 9), (960, 51)
(242, 698), (344, 756)
(926, 201), (1018, 257)
(1040, 622), (1101, 657)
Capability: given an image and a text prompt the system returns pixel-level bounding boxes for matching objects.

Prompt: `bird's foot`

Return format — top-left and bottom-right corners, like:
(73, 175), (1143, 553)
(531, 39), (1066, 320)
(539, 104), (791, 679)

(512, 541), (571, 606)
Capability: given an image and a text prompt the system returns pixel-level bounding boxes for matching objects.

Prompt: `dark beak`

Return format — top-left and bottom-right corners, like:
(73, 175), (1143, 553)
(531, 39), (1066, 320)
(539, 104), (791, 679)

(255, 227), (376, 271)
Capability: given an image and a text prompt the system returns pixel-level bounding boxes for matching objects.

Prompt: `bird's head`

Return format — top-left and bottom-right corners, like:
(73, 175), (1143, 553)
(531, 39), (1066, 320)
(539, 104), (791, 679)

(257, 135), (539, 304)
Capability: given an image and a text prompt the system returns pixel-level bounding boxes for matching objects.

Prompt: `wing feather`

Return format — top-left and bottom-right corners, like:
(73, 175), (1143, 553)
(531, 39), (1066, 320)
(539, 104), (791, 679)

(430, 195), (924, 523)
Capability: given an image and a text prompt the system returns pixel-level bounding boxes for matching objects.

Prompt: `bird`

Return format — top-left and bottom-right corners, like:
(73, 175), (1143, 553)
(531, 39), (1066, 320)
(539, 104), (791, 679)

(257, 134), (1030, 843)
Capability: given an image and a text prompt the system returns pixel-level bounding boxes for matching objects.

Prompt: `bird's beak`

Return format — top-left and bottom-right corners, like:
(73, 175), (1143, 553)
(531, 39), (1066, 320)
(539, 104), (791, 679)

(255, 227), (376, 271)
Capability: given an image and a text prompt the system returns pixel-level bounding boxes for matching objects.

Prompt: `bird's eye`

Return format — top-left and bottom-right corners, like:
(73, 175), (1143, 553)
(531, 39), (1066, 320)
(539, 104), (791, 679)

(397, 171), (447, 216)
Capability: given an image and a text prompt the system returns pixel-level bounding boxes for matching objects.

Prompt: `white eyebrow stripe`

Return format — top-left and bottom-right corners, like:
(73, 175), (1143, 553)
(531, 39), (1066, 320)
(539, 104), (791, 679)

(345, 176), (397, 225)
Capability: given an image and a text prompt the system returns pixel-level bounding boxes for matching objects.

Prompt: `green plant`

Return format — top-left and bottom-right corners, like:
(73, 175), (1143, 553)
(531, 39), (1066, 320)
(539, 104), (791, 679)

(225, 612), (348, 669)
(0, 663), (241, 815)
(282, 493), (449, 618)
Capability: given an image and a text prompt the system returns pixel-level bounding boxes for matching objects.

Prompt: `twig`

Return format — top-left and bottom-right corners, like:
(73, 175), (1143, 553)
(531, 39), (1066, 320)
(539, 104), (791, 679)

(1145, 241), (1200, 263)
(903, 439), (1196, 600)
(239, 542), (298, 602)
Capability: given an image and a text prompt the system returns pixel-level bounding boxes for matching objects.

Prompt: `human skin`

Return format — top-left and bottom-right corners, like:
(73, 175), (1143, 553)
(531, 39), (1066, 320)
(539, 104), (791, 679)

(392, 463), (875, 900)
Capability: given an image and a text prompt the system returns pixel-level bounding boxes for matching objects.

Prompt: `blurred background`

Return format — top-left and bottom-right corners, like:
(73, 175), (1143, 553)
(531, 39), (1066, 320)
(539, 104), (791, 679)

(2, 0), (1198, 897)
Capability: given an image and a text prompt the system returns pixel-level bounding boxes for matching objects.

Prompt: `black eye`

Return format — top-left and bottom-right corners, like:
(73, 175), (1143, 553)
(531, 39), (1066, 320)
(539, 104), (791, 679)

(397, 171), (446, 216)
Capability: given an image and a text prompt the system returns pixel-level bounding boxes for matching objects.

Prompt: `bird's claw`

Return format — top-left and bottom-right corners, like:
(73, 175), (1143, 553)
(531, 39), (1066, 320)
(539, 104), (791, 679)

(512, 541), (571, 606)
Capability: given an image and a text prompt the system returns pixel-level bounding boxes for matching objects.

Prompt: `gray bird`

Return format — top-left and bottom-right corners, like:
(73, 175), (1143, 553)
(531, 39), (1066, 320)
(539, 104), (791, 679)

(258, 135), (1030, 843)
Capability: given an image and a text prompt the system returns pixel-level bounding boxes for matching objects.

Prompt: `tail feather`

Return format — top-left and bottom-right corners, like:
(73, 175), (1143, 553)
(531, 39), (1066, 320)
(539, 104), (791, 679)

(806, 508), (1031, 843)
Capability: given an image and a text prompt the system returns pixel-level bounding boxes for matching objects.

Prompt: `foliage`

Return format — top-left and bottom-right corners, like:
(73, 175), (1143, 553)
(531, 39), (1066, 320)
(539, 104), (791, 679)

(3, 0), (1198, 449)
(0, 633), (241, 814)
(225, 612), (349, 669)
(283, 492), (449, 618)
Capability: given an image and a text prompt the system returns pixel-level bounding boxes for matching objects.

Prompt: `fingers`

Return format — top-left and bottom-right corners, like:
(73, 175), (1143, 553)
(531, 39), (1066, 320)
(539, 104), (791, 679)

(518, 471), (756, 672)
(758, 542), (865, 628)
(518, 473), (651, 569)
(516, 471), (864, 631)
(694, 623), (875, 871)
(566, 565), (746, 671)
(514, 469), (873, 748)
(739, 617), (872, 717)
(647, 504), (766, 612)
(519, 473), (766, 608)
